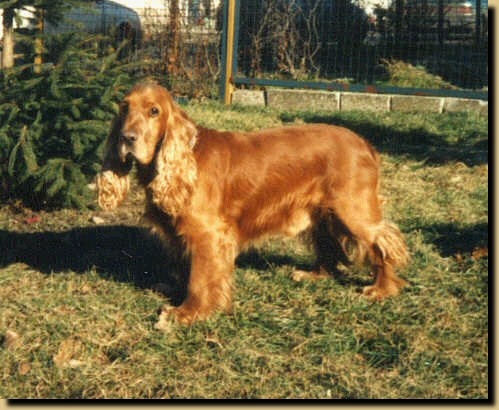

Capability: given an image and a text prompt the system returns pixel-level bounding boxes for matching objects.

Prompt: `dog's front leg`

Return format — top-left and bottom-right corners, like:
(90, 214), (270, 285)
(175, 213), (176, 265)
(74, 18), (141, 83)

(156, 227), (236, 327)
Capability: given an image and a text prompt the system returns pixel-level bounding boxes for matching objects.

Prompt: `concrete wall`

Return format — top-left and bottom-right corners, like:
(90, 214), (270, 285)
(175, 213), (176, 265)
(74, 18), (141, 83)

(231, 89), (488, 115)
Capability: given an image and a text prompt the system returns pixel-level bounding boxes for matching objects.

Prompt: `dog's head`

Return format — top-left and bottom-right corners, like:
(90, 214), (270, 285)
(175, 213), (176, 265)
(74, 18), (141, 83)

(116, 83), (171, 165)
(97, 83), (198, 214)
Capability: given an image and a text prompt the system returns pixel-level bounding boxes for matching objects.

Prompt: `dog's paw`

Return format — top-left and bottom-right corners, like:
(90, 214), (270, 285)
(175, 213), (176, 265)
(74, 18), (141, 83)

(291, 270), (329, 282)
(362, 285), (386, 300)
(362, 283), (401, 300)
(154, 304), (201, 330)
(154, 305), (176, 332)
(362, 276), (407, 300)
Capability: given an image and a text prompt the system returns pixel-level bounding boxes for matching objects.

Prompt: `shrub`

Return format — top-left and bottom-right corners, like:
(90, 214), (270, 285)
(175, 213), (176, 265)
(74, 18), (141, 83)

(0, 33), (142, 209)
(382, 59), (457, 90)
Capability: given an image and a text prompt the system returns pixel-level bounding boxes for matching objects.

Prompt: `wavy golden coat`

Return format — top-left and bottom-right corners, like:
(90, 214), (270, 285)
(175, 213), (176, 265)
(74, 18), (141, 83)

(97, 83), (409, 326)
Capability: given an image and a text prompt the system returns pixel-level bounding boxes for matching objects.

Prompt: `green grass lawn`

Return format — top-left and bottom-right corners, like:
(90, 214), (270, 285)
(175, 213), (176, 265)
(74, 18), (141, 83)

(0, 103), (489, 399)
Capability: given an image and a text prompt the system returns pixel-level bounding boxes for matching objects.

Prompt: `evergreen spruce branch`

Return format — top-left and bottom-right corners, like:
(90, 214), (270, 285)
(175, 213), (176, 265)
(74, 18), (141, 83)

(3, 63), (36, 77)
(18, 76), (45, 90)
(7, 126), (26, 177)
(72, 133), (83, 158)
(1, 104), (21, 126)
(99, 76), (124, 106)
(48, 69), (63, 99)
(33, 158), (70, 193)
(0, 1), (19, 9)
(0, 30), (139, 209)
(70, 103), (81, 120)
(0, 131), (11, 156)
(7, 125), (38, 177)
(99, 40), (129, 74)
(67, 120), (107, 131)
(46, 167), (67, 197)
(21, 135), (39, 174)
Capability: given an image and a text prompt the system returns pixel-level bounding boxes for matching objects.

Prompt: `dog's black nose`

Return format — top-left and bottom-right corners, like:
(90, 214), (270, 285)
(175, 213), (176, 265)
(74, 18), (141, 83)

(121, 131), (137, 142)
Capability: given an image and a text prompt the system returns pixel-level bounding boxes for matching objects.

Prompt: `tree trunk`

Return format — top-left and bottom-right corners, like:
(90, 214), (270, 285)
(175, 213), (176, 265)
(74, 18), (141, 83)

(34, 9), (44, 73)
(168, 0), (180, 77)
(2, 7), (15, 68)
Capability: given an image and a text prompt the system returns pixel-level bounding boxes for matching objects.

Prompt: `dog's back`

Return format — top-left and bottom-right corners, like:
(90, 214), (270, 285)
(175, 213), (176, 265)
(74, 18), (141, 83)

(191, 124), (379, 245)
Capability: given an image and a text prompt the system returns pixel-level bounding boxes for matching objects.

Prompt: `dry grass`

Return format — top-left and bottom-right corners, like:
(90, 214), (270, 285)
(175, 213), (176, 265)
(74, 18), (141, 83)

(0, 103), (488, 399)
(381, 59), (458, 90)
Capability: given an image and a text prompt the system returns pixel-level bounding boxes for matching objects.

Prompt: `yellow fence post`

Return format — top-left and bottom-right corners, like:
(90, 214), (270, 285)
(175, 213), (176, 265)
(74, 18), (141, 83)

(223, 0), (236, 105)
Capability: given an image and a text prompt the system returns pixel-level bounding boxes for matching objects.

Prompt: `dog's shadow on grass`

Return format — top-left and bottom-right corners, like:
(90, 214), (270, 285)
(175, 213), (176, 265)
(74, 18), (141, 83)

(0, 226), (189, 305)
(421, 222), (488, 257)
(236, 248), (371, 288)
(0, 225), (367, 298)
(0, 220), (487, 302)
(0, 226), (323, 303)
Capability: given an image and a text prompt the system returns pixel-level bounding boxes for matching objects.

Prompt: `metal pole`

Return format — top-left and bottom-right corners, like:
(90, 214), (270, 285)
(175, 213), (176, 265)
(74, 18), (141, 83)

(475, 0), (481, 46)
(220, 0), (229, 100)
(221, 0), (236, 105)
(437, 0), (444, 49)
(231, 0), (240, 84)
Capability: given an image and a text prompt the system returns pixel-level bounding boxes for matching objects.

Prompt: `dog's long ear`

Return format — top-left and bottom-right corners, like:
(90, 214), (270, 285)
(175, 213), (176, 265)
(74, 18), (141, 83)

(149, 100), (198, 218)
(96, 116), (133, 211)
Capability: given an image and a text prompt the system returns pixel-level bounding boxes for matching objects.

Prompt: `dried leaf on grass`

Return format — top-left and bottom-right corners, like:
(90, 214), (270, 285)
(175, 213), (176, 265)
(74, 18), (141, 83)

(68, 359), (85, 368)
(90, 216), (105, 225)
(53, 338), (84, 369)
(4, 330), (21, 349)
(79, 284), (93, 295)
(472, 247), (488, 260)
(19, 362), (32, 376)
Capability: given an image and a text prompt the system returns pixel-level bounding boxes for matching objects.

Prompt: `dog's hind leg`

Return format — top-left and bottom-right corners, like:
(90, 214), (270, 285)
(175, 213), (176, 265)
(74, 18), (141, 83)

(326, 194), (409, 300)
(291, 215), (351, 282)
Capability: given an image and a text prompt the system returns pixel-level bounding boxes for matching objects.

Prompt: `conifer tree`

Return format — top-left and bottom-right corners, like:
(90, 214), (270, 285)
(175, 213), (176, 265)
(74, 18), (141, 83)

(0, 32), (143, 209)
(0, 0), (84, 68)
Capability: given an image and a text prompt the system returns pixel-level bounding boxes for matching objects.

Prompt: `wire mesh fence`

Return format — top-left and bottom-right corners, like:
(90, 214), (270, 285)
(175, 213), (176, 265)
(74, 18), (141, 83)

(234, 0), (488, 94)
(40, 0), (225, 98)
(2, 0), (488, 98)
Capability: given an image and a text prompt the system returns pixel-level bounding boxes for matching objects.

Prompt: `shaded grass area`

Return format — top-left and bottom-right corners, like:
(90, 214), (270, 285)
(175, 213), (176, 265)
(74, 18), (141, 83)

(0, 105), (489, 398)
(0, 226), (186, 306)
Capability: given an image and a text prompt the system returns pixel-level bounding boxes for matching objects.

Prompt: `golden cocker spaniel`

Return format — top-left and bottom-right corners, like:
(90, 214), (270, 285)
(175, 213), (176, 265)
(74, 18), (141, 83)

(97, 83), (409, 327)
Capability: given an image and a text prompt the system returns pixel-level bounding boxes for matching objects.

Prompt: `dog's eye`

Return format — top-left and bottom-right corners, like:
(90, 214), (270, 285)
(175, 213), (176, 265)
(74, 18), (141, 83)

(150, 107), (160, 117)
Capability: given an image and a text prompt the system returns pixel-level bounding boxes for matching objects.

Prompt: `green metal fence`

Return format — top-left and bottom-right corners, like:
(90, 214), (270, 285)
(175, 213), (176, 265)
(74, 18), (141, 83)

(221, 0), (488, 102)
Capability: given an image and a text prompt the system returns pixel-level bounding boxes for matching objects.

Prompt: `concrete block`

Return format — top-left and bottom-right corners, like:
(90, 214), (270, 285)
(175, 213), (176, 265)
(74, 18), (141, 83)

(391, 95), (443, 113)
(340, 92), (390, 112)
(266, 89), (340, 112)
(231, 89), (266, 107)
(444, 98), (488, 115)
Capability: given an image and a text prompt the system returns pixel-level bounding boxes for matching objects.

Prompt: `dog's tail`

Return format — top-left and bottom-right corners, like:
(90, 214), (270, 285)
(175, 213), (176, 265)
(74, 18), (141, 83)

(371, 221), (410, 267)
(330, 218), (409, 270)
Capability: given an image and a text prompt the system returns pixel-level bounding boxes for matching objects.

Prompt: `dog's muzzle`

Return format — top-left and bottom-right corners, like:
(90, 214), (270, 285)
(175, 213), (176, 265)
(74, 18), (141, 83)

(118, 133), (136, 162)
